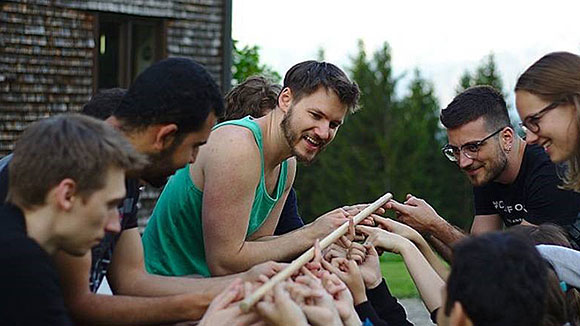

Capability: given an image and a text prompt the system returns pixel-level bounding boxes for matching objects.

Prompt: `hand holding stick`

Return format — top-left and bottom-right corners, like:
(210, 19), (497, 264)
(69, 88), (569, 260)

(239, 192), (393, 312)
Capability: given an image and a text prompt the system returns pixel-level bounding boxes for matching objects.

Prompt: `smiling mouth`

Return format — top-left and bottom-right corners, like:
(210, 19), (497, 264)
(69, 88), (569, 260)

(464, 166), (482, 175)
(541, 140), (552, 151)
(304, 135), (323, 149)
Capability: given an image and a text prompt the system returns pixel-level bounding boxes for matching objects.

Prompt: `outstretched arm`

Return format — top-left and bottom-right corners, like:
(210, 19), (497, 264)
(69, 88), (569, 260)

(358, 226), (445, 313)
(53, 229), (283, 325)
(384, 194), (466, 246)
(372, 215), (449, 279)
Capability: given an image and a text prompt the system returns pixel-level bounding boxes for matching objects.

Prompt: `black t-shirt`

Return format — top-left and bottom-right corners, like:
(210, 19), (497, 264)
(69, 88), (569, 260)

(474, 144), (580, 227)
(0, 154), (141, 293)
(0, 204), (73, 326)
(89, 178), (140, 292)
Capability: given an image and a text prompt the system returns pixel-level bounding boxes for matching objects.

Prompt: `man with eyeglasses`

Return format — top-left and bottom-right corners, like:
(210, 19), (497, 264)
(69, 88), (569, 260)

(385, 86), (580, 260)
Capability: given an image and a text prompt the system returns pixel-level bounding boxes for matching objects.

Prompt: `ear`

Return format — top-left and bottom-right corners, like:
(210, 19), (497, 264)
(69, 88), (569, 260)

(449, 302), (473, 326)
(52, 178), (77, 211)
(278, 87), (293, 113)
(152, 124), (179, 151)
(501, 127), (515, 151)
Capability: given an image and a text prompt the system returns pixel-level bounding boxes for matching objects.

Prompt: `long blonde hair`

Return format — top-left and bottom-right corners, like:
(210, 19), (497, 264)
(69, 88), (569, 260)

(516, 52), (580, 192)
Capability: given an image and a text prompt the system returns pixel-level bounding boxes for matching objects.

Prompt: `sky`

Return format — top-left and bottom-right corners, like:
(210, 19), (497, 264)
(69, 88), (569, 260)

(232, 0), (580, 112)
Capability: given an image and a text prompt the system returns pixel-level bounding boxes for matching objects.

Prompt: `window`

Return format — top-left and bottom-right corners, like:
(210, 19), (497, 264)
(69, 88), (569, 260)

(97, 14), (165, 89)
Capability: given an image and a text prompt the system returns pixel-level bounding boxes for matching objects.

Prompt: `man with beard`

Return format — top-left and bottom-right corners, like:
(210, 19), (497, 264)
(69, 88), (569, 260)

(385, 86), (580, 260)
(0, 58), (282, 326)
(142, 60), (363, 277)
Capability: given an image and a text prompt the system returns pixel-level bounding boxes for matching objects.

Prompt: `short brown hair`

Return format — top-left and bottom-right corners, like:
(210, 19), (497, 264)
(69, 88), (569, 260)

(283, 61), (360, 113)
(7, 114), (148, 209)
(223, 76), (282, 122)
(516, 52), (580, 191)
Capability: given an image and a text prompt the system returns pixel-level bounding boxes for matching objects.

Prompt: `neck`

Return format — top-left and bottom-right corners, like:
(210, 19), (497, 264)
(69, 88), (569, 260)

(106, 116), (150, 154)
(22, 206), (59, 255)
(495, 137), (526, 184)
(256, 109), (294, 170)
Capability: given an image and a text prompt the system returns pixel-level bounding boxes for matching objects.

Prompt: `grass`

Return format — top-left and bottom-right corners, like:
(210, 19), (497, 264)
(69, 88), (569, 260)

(379, 253), (419, 298)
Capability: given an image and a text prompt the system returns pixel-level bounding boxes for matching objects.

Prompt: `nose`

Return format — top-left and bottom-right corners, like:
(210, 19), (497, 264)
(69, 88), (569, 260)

(525, 128), (539, 144)
(315, 123), (332, 142)
(458, 152), (474, 169)
(105, 210), (122, 234)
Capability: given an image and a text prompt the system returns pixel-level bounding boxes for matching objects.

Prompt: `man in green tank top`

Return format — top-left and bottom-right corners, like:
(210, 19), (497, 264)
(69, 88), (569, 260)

(143, 61), (367, 277)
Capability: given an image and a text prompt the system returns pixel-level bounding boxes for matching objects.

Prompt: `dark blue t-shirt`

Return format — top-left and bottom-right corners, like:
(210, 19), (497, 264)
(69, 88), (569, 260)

(274, 188), (304, 235)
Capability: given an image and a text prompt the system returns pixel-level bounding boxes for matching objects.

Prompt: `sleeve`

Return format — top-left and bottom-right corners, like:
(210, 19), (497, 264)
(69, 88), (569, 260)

(274, 188), (305, 235)
(0, 154), (12, 205)
(366, 279), (414, 326)
(473, 185), (497, 216)
(430, 308), (439, 324)
(0, 238), (73, 326)
(355, 301), (390, 326)
(523, 161), (580, 225)
(119, 178), (141, 230)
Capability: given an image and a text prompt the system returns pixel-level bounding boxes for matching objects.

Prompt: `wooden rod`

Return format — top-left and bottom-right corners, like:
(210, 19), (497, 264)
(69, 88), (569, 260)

(239, 192), (393, 312)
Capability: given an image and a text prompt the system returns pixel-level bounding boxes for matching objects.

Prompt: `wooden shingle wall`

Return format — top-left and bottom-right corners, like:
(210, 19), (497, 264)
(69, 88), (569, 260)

(0, 2), (95, 156)
(1, 0), (229, 227)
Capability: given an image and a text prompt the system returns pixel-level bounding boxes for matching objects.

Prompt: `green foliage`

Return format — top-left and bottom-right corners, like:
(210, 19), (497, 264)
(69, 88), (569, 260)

(232, 40), (281, 86)
(380, 253), (418, 298)
(456, 53), (504, 96)
(294, 40), (474, 230)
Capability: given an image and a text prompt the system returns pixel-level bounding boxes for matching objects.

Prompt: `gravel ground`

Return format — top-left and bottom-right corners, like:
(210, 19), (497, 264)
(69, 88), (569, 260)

(399, 298), (436, 326)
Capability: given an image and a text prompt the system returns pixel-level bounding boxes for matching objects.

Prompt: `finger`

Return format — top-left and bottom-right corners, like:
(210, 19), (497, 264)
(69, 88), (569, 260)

(356, 224), (378, 237)
(339, 235), (352, 248)
(364, 242), (379, 258)
(347, 217), (355, 241)
(210, 280), (243, 310)
(359, 216), (376, 226)
(321, 258), (342, 276)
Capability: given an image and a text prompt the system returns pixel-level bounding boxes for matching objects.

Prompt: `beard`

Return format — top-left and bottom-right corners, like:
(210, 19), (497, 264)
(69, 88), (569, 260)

(140, 137), (184, 187)
(280, 105), (327, 164)
(463, 145), (508, 186)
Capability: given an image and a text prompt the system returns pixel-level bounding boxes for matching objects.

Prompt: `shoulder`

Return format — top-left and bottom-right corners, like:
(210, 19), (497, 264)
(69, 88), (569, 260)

(522, 144), (554, 171)
(205, 125), (260, 159)
(198, 125), (262, 184)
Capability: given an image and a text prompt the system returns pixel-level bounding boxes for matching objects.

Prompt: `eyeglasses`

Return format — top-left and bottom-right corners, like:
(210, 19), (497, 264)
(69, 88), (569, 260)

(518, 101), (561, 134)
(442, 127), (506, 162)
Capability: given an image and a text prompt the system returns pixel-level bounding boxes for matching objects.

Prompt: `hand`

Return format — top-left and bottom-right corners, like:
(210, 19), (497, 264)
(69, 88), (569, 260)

(323, 242), (348, 261)
(255, 282), (309, 326)
(373, 215), (422, 243)
(321, 258), (367, 305)
(357, 225), (409, 254)
(244, 261), (286, 283)
(304, 239), (327, 278)
(359, 244), (382, 289)
(310, 204), (377, 240)
(320, 272), (361, 326)
(383, 194), (443, 234)
(199, 279), (262, 326)
(290, 275), (343, 326)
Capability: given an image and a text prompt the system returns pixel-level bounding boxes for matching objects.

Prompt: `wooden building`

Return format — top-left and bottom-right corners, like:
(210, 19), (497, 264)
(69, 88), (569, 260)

(0, 0), (233, 225)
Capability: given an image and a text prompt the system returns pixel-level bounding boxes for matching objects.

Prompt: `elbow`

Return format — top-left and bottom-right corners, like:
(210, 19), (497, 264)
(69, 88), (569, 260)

(207, 256), (243, 276)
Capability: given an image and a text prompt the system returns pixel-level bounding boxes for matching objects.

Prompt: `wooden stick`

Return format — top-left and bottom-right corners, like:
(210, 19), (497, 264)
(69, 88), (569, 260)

(239, 192), (393, 312)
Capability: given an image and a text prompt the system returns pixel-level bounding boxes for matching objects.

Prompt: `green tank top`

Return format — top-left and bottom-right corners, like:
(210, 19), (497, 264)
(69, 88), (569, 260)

(142, 116), (288, 277)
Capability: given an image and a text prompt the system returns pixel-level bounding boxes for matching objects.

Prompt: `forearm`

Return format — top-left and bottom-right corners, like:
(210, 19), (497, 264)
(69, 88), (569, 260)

(399, 242), (445, 313)
(209, 225), (318, 275)
(425, 234), (454, 263)
(414, 236), (449, 280)
(66, 292), (210, 326)
(428, 218), (466, 245)
(120, 268), (237, 298)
